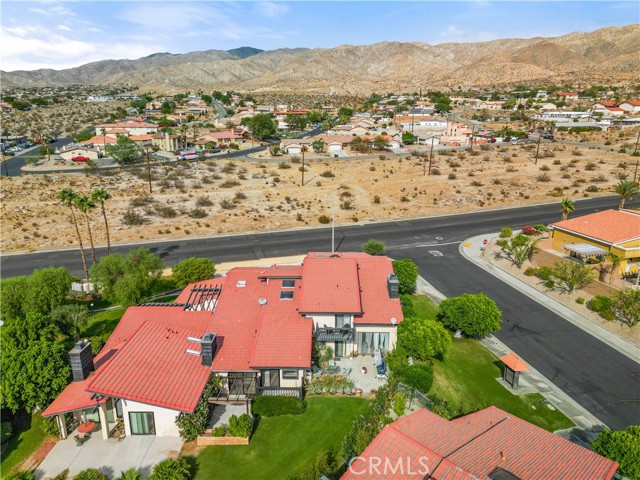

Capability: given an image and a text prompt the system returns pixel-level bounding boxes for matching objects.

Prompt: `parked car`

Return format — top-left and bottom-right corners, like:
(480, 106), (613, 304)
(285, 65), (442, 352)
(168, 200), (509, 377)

(543, 134), (555, 140)
(177, 152), (198, 161)
(48, 137), (57, 143)
(71, 155), (90, 162)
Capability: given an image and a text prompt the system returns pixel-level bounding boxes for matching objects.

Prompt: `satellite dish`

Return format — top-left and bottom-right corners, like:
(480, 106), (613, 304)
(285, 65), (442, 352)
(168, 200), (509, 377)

(343, 323), (351, 329)
(390, 317), (397, 325)
(258, 298), (267, 305)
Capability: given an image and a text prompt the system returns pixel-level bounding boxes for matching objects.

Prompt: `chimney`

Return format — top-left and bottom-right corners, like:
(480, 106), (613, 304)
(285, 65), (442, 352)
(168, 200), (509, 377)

(69, 340), (94, 382)
(201, 332), (217, 367)
(387, 274), (399, 299)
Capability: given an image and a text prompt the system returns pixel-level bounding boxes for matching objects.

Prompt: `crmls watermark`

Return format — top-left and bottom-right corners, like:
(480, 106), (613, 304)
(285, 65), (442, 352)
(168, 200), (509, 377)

(348, 456), (430, 476)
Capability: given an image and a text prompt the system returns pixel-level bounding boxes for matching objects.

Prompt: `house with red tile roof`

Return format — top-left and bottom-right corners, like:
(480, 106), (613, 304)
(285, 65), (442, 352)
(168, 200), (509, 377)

(94, 120), (158, 136)
(42, 252), (402, 439)
(556, 91), (579, 101)
(343, 407), (618, 480)
(549, 209), (640, 276)
(619, 100), (640, 114)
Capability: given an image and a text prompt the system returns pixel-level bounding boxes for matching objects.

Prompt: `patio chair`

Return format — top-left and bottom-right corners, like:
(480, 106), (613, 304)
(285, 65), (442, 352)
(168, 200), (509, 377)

(74, 435), (87, 447)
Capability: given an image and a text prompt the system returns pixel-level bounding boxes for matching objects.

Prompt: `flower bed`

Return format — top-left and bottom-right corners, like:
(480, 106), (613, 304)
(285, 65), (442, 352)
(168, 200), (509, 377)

(306, 374), (355, 396)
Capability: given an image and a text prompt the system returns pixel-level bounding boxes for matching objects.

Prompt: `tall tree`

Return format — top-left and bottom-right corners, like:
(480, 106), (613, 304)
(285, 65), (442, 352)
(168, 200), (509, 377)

(74, 194), (98, 264)
(92, 188), (112, 254)
(105, 136), (143, 164)
(57, 188), (89, 280)
(614, 180), (640, 209)
(560, 197), (575, 221)
(51, 304), (90, 340)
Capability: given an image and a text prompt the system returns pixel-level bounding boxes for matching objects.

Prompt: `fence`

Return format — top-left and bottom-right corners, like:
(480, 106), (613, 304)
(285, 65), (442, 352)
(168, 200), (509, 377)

(398, 382), (432, 411)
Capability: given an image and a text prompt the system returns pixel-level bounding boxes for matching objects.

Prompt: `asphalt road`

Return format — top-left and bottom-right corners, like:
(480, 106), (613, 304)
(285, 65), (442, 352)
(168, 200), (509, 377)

(2, 196), (639, 429)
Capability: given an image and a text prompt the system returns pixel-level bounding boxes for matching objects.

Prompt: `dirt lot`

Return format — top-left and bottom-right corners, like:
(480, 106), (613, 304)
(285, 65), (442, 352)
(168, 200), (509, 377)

(0, 143), (635, 254)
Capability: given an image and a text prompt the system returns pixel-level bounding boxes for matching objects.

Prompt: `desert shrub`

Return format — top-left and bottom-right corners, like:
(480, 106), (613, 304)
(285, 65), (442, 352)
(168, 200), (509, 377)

(535, 266), (554, 281)
(448, 173), (457, 180)
(536, 173), (551, 182)
(576, 297), (585, 305)
(499, 227), (512, 238)
(221, 162), (236, 173)
(585, 185), (599, 192)
(122, 209), (145, 226)
(373, 195), (380, 204)
(534, 224), (548, 233)
(220, 179), (241, 188)
(521, 225), (540, 236)
(320, 170), (335, 178)
(234, 191), (247, 202)
(544, 279), (555, 289)
(277, 162), (291, 169)
(524, 267), (538, 276)
(129, 195), (153, 207)
(188, 208), (207, 219)
(587, 295), (615, 320)
(252, 396), (307, 417)
(155, 205), (178, 218)
(219, 199), (235, 210)
(318, 215), (331, 224)
(227, 414), (252, 437)
(430, 168), (441, 175)
(585, 162), (597, 171)
(196, 196), (214, 207)
(74, 470), (107, 480)
(539, 164), (550, 171)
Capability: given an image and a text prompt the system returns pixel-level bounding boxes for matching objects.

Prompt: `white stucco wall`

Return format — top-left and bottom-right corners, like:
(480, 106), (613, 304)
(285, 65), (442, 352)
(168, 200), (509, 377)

(121, 399), (181, 437)
(309, 314), (353, 329)
(279, 369), (304, 388)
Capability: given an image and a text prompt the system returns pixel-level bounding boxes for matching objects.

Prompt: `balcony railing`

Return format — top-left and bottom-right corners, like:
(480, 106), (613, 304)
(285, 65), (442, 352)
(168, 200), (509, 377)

(256, 386), (304, 399)
(316, 326), (354, 342)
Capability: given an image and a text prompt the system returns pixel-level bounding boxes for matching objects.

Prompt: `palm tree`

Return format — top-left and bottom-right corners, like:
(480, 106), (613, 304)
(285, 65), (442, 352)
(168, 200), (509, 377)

(100, 128), (107, 156)
(57, 188), (90, 281)
(92, 188), (112, 254)
(74, 194), (97, 264)
(614, 180), (640, 209)
(560, 198), (575, 221)
(607, 253), (623, 285)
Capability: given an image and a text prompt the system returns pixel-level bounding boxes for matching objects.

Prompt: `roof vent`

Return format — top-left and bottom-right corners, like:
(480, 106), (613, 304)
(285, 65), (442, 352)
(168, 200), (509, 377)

(186, 349), (201, 356)
(391, 317), (397, 325)
(236, 280), (247, 288)
(258, 298), (267, 305)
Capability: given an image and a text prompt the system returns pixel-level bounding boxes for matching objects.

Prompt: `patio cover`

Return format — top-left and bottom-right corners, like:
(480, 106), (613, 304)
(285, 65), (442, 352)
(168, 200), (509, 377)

(42, 379), (107, 417)
(500, 353), (529, 372)
(563, 243), (608, 257)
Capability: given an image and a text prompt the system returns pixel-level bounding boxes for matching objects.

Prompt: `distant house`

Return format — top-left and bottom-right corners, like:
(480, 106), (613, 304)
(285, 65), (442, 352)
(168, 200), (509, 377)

(604, 107), (625, 117)
(319, 135), (354, 152)
(619, 100), (640, 114)
(152, 132), (181, 152)
(556, 91), (579, 102)
(591, 101), (618, 113)
(280, 139), (312, 154)
(94, 120), (158, 136)
(59, 146), (99, 161)
(42, 252), (403, 440)
(200, 130), (244, 146)
(549, 209), (640, 275)
(79, 135), (118, 153)
(343, 407), (618, 480)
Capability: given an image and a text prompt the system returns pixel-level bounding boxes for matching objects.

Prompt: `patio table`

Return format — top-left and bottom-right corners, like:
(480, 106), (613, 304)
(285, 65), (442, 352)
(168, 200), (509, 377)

(77, 421), (95, 434)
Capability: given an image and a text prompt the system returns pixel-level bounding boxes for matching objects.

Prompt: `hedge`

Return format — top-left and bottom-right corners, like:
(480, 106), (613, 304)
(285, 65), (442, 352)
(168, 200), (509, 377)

(252, 395), (307, 417)
(393, 362), (434, 394)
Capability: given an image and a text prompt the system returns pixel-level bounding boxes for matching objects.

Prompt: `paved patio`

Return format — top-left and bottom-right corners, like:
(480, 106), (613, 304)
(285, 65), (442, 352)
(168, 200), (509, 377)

(209, 403), (249, 429)
(336, 355), (388, 395)
(34, 434), (182, 479)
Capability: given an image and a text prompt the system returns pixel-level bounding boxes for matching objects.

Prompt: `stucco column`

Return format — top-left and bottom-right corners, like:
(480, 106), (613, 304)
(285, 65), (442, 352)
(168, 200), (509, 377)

(98, 403), (109, 439)
(57, 414), (68, 439)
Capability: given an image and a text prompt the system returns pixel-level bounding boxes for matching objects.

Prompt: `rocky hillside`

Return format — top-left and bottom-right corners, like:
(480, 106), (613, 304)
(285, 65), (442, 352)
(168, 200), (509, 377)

(2, 25), (638, 93)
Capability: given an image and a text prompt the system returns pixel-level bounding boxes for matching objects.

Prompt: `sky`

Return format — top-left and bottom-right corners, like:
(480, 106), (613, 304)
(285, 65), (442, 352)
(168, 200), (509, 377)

(1, 1), (638, 72)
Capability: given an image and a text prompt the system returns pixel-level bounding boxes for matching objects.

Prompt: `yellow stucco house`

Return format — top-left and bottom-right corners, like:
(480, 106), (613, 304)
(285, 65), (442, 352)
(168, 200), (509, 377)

(549, 209), (640, 277)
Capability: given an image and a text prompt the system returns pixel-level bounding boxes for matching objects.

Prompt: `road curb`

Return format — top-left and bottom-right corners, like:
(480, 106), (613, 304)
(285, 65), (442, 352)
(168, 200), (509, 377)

(415, 275), (609, 431)
(459, 234), (640, 365)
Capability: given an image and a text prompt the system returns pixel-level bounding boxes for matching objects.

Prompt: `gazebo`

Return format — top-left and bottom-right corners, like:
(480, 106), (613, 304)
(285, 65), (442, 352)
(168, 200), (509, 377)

(500, 353), (529, 389)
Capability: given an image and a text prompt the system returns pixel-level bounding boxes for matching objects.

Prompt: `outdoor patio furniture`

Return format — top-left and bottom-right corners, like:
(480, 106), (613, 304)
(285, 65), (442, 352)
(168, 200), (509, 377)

(77, 421), (95, 434)
(73, 435), (88, 447)
(341, 367), (352, 376)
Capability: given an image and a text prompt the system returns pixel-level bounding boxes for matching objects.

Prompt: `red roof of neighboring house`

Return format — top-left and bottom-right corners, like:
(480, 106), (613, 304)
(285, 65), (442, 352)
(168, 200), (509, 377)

(557, 91), (578, 96)
(106, 128), (129, 134)
(550, 209), (640, 244)
(624, 100), (640, 106)
(606, 107), (624, 112)
(80, 136), (117, 146)
(129, 134), (155, 141)
(88, 322), (212, 412)
(598, 101), (618, 107)
(500, 353), (529, 372)
(202, 131), (244, 140)
(343, 407), (618, 480)
(299, 256), (362, 313)
(96, 122), (158, 129)
(258, 265), (303, 278)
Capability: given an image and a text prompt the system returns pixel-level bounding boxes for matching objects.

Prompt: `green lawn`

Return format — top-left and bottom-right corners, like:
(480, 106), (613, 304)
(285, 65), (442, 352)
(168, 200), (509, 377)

(403, 295), (574, 432)
(193, 397), (368, 480)
(1, 413), (48, 474)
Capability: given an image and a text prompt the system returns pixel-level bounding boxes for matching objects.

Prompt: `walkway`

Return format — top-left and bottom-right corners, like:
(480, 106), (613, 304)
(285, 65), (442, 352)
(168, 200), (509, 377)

(35, 435), (182, 479)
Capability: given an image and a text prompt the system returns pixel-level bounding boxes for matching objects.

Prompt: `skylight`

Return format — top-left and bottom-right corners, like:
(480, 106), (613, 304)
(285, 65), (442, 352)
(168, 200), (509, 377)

(280, 291), (294, 300)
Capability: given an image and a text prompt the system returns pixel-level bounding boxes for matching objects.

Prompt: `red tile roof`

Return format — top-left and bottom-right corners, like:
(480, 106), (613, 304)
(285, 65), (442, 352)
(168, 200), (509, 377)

(550, 209), (640, 244)
(258, 265), (303, 278)
(80, 135), (117, 146)
(343, 407), (618, 480)
(88, 322), (212, 412)
(598, 101), (618, 107)
(500, 353), (529, 372)
(355, 256), (403, 325)
(42, 378), (108, 417)
(299, 256), (363, 313)
(624, 100), (640, 106)
(96, 122), (158, 129)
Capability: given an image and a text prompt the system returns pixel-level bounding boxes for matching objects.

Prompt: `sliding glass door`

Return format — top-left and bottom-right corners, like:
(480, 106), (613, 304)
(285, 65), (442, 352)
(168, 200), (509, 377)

(357, 332), (389, 355)
(129, 412), (156, 435)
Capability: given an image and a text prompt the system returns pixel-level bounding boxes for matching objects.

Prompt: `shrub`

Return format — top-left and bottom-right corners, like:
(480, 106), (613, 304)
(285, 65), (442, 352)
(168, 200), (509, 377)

(576, 297), (585, 305)
(318, 215), (331, 224)
(536, 173), (551, 182)
(500, 233), (537, 268)
(320, 170), (335, 178)
(212, 424), (227, 437)
(535, 266), (554, 281)
(5, 473), (36, 480)
(362, 239), (385, 256)
(188, 208), (207, 219)
(521, 225), (540, 236)
(130, 195), (154, 207)
(227, 413), (252, 437)
(430, 168), (441, 175)
(524, 267), (538, 276)
(252, 396), (307, 417)
(587, 295), (615, 321)
(544, 279), (555, 289)
(534, 224), (548, 233)
(219, 199), (235, 210)
(550, 261), (596, 293)
(1, 421), (13, 443)
(592, 425), (640, 480)
(155, 205), (178, 218)
(437, 293), (502, 337)
(74, 470), (108, 480)
(393, 393), (406, 417)
(149, 458), (190, 480)
(499, 227), (512, 238)
(373, 195), (380, 204)
(612, 288), (640, 327)
(195, 196), (214, 207)
(220, 179), (241, 188)
(122, 209), (145, 226)
(391, 361), (434, 394)
(175, 377), (220, 441)
(448, 173), (457, 180)
(90, 336), (105, 355)
(172, 257), (215, 288)
(397, 316), (452, 361)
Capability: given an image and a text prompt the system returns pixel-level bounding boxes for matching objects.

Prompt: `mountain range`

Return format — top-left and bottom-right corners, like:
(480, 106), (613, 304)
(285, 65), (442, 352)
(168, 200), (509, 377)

(2, 25), (638, 94)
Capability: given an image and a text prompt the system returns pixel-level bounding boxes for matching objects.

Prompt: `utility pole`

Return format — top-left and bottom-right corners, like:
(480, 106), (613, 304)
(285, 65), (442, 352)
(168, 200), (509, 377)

(301, 145), (307, 186)
(2, 155), (8, 177)
(425, 137), (434, 176)
(145, 145), (152, 194)
(469, 123), (475, 151)
(534, 134), (542, 165)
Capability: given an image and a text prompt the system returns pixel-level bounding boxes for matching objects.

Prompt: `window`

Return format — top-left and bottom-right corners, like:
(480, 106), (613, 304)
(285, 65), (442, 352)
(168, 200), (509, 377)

(357, 332), (389, 355)
(280, 291), (294, 300)
(335, 314), (350, 328)
(129, 412), (156, 435)
(282, 279), (295, 288)
(282, 369), (298, 379)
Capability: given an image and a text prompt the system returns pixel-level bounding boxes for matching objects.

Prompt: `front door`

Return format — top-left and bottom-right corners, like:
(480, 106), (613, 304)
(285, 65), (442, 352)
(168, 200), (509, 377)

(335, 341), (345, 358)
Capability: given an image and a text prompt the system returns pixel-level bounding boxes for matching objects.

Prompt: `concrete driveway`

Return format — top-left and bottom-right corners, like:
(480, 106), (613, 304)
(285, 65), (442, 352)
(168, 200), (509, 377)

(35, 435), (182, 479)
